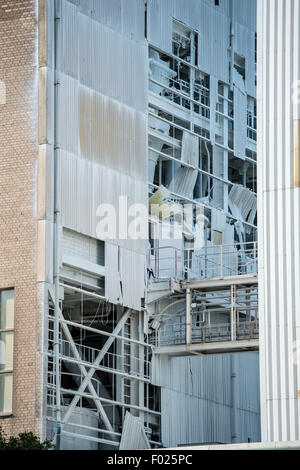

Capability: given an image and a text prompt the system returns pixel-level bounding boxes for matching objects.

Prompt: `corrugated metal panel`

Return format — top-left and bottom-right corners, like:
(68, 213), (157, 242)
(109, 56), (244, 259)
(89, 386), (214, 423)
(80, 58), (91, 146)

(78, 12), (147, 112)
(258, 0), (300, 442)
(233, 72), (247, 159)
(161, 390), (232, 446)
(58, 74), (79, 155)
(148, 0), (173, 54)
(235, 22), (256, 97)
(120, 247), (146, 311)
(105, 243), (122, 305)
(233, 0), (257, 31)
(72, 0), (145, 42)
(78, 0), (122, 32)
(56, 0), (148, 312)
(60, 152), (147, 253)
(151, 353), (260, 447)
(119, 412), (151, 450)
(147, 0), (255, 84)
(60, 0), (79, 78)
(121, 0), (145, 41)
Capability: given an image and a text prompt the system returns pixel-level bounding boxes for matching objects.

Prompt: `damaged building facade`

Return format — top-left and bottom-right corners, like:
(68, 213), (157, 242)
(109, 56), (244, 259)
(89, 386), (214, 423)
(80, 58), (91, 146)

(0, 0), (260, 449)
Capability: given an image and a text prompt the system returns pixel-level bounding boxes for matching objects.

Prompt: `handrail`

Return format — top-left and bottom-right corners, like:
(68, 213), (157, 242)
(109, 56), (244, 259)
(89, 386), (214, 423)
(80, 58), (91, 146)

(149, 242), (258, 282)
(150, 320), (259, 347)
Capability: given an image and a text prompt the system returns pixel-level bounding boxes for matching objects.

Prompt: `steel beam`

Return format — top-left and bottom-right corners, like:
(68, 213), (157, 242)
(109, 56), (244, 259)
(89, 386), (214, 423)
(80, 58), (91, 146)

(153, 339), (259, 356)
(181, 275), (258, 290)
(62, 309), (132, 426)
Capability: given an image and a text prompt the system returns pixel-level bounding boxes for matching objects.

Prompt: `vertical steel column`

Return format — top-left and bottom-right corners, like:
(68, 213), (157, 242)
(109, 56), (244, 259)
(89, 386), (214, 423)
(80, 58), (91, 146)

(130, 312), (139, 417)
(53, 0), (61, 450)
(230, 354), (238, 443)
(230, 284), (237, 342)
(220, 244), (223, 278)
(138, 311), (145, 424)
(229, 0), (235, 91)
(186, 288), (192, 344)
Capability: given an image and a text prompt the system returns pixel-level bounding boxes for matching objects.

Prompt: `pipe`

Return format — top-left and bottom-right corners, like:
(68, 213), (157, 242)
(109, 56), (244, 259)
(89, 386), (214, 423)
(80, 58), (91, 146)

(229, 0), (235, 91)
(186, 288), (192, 344)
(204, 141), (211, 197)
(230, 354), (238, 443)
(53, 0), (61, 450)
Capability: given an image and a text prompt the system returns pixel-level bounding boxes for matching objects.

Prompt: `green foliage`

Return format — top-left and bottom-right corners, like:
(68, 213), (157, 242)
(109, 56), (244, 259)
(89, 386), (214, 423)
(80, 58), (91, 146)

(0, 427), (54, 450)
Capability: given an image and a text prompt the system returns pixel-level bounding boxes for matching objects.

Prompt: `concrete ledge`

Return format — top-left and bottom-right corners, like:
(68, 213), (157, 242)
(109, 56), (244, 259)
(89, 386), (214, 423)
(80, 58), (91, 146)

(169, 441), (300, 450)
(154, 339), (259, 356)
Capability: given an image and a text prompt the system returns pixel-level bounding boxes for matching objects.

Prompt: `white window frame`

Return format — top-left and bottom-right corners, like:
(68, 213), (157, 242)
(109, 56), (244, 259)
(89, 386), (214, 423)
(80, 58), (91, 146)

(0, 289), (15, 417)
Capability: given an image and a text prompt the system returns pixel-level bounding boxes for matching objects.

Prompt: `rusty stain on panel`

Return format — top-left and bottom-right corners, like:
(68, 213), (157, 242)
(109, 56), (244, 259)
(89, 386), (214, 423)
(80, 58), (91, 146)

(93, 92), (106, 165)
(79, 86), (92, 159)
(79, 86), (147, 183)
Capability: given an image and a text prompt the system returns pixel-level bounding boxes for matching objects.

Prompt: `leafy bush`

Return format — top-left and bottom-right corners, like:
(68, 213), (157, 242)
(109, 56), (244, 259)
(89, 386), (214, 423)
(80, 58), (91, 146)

(0, 427), (54, 450)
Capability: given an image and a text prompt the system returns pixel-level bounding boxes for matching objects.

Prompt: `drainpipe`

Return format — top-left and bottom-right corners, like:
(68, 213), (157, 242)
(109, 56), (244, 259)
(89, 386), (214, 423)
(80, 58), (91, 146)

(229, 0), (235, 91)
(186, 288), (192, 344)
(204, 141), (211, 198)
(230, 354), (238, 443)
(54, 0), (61, 450)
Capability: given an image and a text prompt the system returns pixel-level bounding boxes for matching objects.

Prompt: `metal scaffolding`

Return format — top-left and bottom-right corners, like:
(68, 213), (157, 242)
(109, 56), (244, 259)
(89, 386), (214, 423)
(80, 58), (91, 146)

(46, 283), (161, 449)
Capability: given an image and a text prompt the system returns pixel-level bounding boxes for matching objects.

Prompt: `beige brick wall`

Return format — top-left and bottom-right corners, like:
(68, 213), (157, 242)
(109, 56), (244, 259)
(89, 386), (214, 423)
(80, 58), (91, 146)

(0, 0), (44, 437)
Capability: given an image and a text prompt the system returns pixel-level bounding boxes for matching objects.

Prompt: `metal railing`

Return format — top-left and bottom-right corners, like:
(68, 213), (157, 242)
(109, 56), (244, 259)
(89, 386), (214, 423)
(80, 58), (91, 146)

(148, 241), (258, 282)
(150, 320), (259, 347)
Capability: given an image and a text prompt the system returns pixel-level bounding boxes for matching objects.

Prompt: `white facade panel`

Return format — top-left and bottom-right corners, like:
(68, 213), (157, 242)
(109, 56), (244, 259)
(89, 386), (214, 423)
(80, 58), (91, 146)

(152, 353), (260, 447)
(55, 0), (148, 311)
(78, 12), (148, 112)
(147, 0), (255, 86)
(105, 243), (122, 305)
(79, 0), (122, 31)
(120, 248), (146, 311)
(258, 0), (300, 442)
(233, 0), (257, 31)
(60, 0), (79, 79)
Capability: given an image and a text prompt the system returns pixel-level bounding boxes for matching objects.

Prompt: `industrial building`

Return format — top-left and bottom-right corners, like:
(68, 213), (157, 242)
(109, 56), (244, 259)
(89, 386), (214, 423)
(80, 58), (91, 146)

(0, 0), (297, 450)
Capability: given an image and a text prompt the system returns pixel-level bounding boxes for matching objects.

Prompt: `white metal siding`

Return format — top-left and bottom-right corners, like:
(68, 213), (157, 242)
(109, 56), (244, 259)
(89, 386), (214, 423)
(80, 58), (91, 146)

(151, 353), (260, 447)
(55, 0), (149, 311)
(147, 0), (255, 88)
(258, 0), (300, 442)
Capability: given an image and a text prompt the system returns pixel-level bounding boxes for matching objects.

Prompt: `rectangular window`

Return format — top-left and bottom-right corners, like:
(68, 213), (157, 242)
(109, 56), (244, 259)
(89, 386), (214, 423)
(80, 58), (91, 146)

(247, 96), (257, 141)
(234, 53), (246, 80)
(172, 20), (198, 66)
(0, 290), (14, 415)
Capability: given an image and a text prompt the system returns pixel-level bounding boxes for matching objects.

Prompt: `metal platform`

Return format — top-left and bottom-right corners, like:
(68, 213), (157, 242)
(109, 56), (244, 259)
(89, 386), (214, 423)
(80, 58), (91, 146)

(147, 242), (259, 357)
(153, 339), (259, 356)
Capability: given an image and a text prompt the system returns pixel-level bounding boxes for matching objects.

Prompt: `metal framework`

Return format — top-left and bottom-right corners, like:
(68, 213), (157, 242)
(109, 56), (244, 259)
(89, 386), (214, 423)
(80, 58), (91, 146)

(46, 283), (161, 449)
(44, 0), (258, 449)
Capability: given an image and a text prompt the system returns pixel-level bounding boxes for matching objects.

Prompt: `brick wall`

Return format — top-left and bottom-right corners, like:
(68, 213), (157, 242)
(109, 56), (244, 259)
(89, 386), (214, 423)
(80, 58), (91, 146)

(0, 0), (43, 437)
